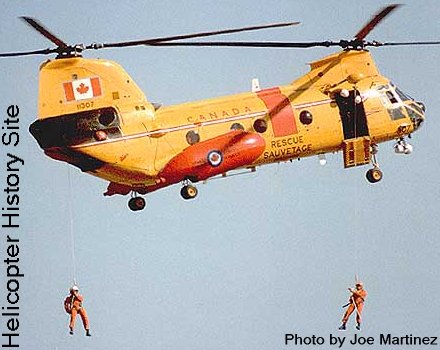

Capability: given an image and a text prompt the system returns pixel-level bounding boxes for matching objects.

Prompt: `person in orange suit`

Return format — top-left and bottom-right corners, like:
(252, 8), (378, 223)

(339, 281), (367, 331)
(64, 285), (91, 336)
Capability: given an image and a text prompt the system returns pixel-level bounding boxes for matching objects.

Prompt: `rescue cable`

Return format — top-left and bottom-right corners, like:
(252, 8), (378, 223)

(354, 89), (360, 290)
(67, 166), (77, 286)
(352, 92), (364, 323)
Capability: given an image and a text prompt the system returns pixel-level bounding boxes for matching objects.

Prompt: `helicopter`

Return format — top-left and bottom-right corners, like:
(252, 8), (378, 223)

(1, 5), (435, 211)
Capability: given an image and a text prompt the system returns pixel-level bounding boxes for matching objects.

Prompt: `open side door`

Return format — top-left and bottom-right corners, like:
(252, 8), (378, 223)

(335, 90), (371, 168)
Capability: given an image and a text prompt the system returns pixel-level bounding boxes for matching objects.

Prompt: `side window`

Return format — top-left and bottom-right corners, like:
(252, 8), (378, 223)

(386, 91), (398, 104)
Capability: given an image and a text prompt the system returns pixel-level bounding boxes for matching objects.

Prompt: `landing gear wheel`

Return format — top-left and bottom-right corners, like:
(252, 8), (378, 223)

(366, 168), (383, 183)
(128, 196), (146, 211)
(180, 185), (198, 200)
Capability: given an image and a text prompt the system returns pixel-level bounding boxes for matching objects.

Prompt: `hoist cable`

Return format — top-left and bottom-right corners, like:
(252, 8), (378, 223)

(353, 89), (359, 277)
(67, 166), (77, 286)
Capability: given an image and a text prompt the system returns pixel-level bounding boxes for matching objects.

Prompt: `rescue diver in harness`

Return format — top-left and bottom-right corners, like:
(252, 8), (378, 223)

(64, 285), (91, 336)
(339, 281), (367, 331)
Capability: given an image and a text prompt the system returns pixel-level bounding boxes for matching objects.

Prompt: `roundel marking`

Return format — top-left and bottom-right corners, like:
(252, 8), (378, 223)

(207, 150), (223, 167)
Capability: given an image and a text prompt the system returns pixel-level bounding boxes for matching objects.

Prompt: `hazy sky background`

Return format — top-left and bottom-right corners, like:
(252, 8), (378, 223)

(1, 1), (439, 349)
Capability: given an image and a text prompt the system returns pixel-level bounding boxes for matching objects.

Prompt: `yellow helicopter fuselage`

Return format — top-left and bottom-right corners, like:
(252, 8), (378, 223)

(30, 49), (424, 199)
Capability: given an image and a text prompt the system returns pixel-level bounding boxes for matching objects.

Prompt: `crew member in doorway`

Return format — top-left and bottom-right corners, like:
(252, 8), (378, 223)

(64, 285), (91, 336)
(339, 281), (367, 331)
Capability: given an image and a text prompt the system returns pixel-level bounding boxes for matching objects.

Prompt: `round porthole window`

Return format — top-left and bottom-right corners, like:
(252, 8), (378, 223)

(231, 123), (244, 131)
(186, 130), (200, 145)
(299, 110), (313, 125)
(253, 119), (267, 133)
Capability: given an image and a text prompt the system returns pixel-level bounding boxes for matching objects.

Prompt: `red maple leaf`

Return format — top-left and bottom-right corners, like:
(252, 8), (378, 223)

(76, 83), (89, 94)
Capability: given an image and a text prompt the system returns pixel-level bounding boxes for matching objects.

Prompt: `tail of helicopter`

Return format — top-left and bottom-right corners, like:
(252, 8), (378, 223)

(30, 56), (158, 175)
(37, 56), (154, 120)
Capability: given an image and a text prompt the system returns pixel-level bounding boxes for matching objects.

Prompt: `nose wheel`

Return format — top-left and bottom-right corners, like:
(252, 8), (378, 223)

(180, 179), (198, 200)
(366, 168), (383, 183)
(366, 143), (383, 183)
(128, 194), (146, 211)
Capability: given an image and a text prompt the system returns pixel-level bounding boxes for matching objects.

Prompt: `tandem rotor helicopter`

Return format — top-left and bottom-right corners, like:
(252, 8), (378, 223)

(1, 5), (436, 211)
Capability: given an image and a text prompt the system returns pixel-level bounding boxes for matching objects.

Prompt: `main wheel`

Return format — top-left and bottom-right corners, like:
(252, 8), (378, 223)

(366, 168), (383, 183)
(180, 185), (198, 200)
(128, 196), (146, 211)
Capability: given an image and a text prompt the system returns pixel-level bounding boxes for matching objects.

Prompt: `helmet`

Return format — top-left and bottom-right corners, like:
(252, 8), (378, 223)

(70, 285), (79, 292)
(355, 281), (363, 287)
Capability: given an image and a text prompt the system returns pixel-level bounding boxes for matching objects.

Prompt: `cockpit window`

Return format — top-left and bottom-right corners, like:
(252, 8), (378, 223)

(385, 91), (398, 104)
(377, 85), (399, 105)
(405, 106), (418, 120)
(388, 106), (406, 121)
(409, 102), (423, 115)
(375, 84), (406, 120)
(394, 87), (411, 101)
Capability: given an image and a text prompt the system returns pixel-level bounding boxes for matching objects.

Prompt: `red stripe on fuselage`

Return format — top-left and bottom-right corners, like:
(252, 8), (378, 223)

(256, 87), (297, 137)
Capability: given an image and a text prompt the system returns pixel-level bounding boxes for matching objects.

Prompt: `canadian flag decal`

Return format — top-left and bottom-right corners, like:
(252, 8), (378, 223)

(63, 77), (102, 101)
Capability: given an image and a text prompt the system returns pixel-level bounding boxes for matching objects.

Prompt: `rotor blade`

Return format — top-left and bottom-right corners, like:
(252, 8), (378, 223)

(145, 41), (340, 49)
(354, 4), (401, 41)
(0, 48), (57, 57)
(380, 41), (440, 47)
(91, 21), (300, 49)
(20, 16), (68, 47)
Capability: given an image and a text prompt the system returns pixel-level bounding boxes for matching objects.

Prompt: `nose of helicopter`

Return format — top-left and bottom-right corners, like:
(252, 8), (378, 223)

(412, 101), (425, 131)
